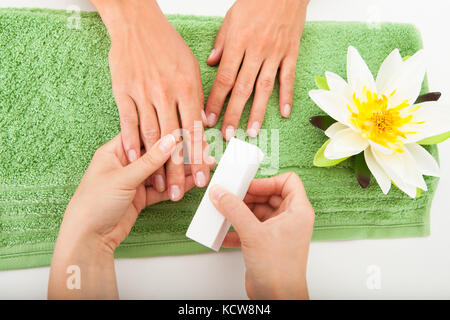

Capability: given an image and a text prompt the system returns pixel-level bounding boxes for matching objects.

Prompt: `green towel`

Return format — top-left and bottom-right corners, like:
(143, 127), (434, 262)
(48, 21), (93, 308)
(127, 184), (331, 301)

(0, 8), (439, 271)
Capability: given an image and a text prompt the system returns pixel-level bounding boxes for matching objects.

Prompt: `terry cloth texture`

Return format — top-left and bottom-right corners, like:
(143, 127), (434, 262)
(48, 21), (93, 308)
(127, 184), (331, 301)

(0, 8), (439, 270)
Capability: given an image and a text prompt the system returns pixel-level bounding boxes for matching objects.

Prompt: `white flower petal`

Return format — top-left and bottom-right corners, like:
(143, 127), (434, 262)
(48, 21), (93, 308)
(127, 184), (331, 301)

(371, 149), (421, 198)
(404, 102), (450, 143)
(393, 178), (419, 198)
(309, 89), (352, 125)
(325, 71), (353, 101)
(347, 46), (376, 98)
(324, 128), (369, 159)
(376, 48), (403, 93)
(372, 148), (427, 191)
(324, 122), (349, 138)
(369, 140), (394, 155)
(383, 50), (426, 108)
(364, 147), (391, 194)
(406, 143), (440, 177)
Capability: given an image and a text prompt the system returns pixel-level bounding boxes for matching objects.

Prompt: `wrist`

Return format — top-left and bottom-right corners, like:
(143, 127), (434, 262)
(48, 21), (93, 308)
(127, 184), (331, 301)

(57, 206), (116, 258)
(91, 0), (164, 40)
(49, 221), (117, 299)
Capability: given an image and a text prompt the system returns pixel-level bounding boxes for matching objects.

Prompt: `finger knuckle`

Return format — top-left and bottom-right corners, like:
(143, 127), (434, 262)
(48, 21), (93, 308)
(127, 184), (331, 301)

(216, 70), (235, 88)
(281, 70), (296, 85)
(120, 113), (138, 128)
(257, 77), (274, 93)
(141, 126), (160, 143)
(234, 80), (253, 98)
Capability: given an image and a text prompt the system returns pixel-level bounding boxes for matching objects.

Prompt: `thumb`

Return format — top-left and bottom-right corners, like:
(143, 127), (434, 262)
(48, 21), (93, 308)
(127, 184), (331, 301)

(209, 185), (259, 235)
(119, 134), (176, 188)
(207, 19), (228, 66)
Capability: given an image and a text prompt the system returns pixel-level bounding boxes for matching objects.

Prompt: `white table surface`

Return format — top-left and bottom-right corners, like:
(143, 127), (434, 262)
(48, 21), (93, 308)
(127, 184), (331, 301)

(1, 0), (449, 300)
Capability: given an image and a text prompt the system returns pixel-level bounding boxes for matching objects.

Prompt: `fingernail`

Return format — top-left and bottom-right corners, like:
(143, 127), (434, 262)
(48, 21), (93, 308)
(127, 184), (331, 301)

(169, 185), (181, 201)
(207, 113), (217, 127)
(283, 104), (291, 117)
(211, 185), (227, 201)
(225, 125), (235, 141)
(247, 121), (260, 138)
(195, 171), (207, 187)
(201, 109), (207, 125)
(127, 149), (137, 162)
(158, 134), (176, 154)
(154, 174), (165, 192)
(207, 155), (216, 165)
(208, 48), (216, 60)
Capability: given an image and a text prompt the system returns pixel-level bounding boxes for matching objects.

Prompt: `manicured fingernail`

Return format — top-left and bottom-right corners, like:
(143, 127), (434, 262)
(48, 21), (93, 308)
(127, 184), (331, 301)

(207, 113), (217, 127)
(211, 185), (227, 201)
(225, 125), (235, 141)
(247, 121), (260, 138)
(158, 134), (176, 154)
(201, 109), (207, 125)
(154, 174), (165, 192)
(207, 155), (215, 165)
(195, 171), (207, 187)
(208, 48), (216, 60)
(170, 185), (181, 201)
(283, 104), (291, 117)
(127, 149), (137, 162)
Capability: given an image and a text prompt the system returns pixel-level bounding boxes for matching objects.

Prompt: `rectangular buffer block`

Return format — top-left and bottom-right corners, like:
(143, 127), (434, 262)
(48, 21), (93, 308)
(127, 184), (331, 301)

(186, 138), (264, 251)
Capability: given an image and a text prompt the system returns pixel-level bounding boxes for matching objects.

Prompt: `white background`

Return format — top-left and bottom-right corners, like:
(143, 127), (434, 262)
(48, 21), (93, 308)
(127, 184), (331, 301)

(0, 0), (449, 299)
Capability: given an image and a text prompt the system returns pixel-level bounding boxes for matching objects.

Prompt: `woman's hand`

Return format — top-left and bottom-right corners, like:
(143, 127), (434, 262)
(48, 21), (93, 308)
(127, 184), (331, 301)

(91, 0), (210, 201)
(209, 172), (315, 300)
(48, 133), (214, 299)
(205, 0), (309, 139)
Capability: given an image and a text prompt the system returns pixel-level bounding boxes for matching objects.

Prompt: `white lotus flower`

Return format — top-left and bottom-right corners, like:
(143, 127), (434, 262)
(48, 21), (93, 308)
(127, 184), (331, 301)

(309, 46), (450, 197)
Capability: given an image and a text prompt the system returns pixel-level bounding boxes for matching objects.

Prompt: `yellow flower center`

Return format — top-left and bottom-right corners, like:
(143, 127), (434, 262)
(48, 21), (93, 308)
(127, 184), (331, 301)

(348, 89), (422, 153)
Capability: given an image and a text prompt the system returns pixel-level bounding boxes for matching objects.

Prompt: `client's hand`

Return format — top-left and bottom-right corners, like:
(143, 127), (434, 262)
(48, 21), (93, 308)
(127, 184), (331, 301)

(205, 0), (309, 139)
(91, 0), (210, 200)
(48, 133), (214, 299)
(209, 172), (315, 300)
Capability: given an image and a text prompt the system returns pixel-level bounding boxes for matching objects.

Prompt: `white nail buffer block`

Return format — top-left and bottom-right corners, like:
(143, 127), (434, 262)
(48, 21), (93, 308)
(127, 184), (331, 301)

(186, 138), (264, 251)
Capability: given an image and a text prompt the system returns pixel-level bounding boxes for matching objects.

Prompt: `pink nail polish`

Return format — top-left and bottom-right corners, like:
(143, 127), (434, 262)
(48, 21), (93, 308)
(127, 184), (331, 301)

(208, 48), (216, 60)
(154, 174), (165, 192)
(247, 121), (260, 138)
(127, 149), (137, 162)
(196, 171), (207, 187)
(201, 109), (207, 124)
(283, 104), (291, 117)
(170, 185), (181, 201)
(207, 113), (217, 127)
(225, 126), (235, 141)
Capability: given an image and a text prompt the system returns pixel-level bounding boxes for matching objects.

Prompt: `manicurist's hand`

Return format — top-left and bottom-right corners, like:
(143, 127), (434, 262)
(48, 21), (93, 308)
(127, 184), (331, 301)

(205, 0), (309, 139)
(48, 133), (215, 299)
(209, 172), (315, 300)
(90, 0), (210, 200)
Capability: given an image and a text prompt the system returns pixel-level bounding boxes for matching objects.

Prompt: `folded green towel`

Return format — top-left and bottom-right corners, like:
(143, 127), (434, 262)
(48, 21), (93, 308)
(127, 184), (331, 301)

(0, 8), (439, 270)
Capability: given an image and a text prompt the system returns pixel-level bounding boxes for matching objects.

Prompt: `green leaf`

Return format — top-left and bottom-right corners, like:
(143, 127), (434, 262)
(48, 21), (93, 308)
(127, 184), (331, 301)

(313, 139), (349, 167)
(417, 131), (450, 145)
(353, 152), (371, 188)
(314, 76), (330, 90)
(402, 55), (411, 61)
(309, 115), (336, 131)
(416, 188), (421, 198)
